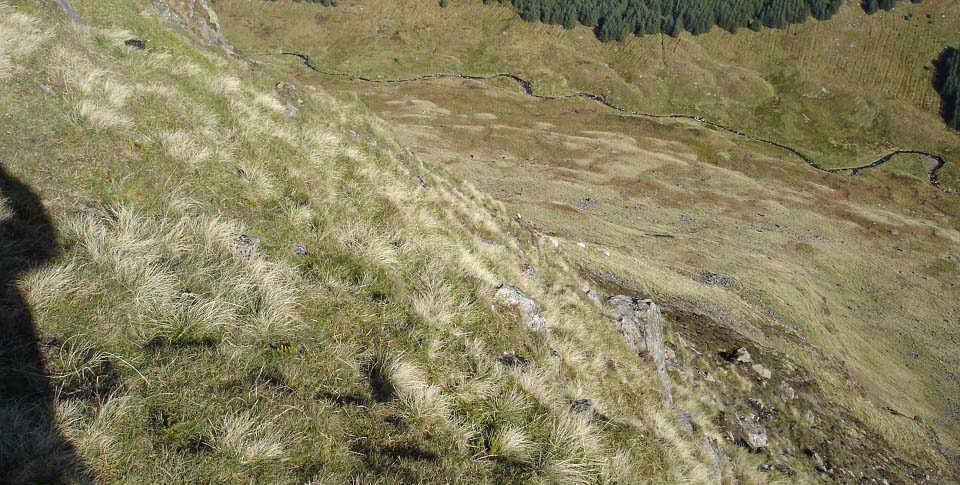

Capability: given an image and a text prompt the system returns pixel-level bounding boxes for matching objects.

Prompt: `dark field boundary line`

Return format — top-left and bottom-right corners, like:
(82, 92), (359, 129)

(281, 51), (955, 194)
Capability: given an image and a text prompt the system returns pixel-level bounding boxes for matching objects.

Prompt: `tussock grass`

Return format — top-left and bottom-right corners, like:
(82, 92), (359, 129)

(0, 0), (730, 481)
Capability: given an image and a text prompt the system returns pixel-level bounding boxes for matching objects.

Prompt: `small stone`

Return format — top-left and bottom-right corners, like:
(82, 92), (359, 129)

(124, 39), (147, 50)
(231, 234), (260, 258)
(752, 364), (772, 380)
(779, 381), (796, 401)
(570, 399), (593, 415)
(580, 282), (602, 308)
(664, 346), (676, 361)
(497, 351), (529, 368)
(38, 83), (55, 95)
(293, 243), (307, 256)
(576, 242), (587, 249)
(889, 228), (899, 236)
(804, 409), (816, 424)
(283, 103), (299, 117)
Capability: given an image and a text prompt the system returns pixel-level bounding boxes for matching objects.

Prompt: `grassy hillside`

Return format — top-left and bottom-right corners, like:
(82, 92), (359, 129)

(0, 0), (737, 481)
(2, 0), (958, 483)
(214, 0), (960, 481)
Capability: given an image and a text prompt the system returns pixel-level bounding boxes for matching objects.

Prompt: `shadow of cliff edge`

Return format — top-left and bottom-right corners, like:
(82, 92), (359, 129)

(0, 165), (93, 483)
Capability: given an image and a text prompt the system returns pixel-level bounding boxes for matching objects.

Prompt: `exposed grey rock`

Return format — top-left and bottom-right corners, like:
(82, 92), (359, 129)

(804, 409), (816, 424)
(293, 243), (307, 257)
(703, 436), (723, 483)
(549, 349), (561, 376)
(780, 381), (796, 401)
(570, 399), (594, 416)
(495, 284), (546, 333)
(608, 295), (672, 405)
(752, 363), (772, 380)
(736, 415), (768, 450)
(698, 271), (739, 289)
(38, 83), (55, 96)
(674, 409), (694, 433)
(152, 0), (233, 52)
(574, 197), (599, 210)
(231, 234), (260, 258)
(283, 103), (299, 117)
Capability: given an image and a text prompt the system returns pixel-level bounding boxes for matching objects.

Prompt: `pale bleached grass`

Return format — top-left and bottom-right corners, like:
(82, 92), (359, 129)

(386, 358), (452, 423)
(236, 160), (279, 200)
(334, 220), (400, 268)
(161, 130), (213, 167)
(19, 258), (81, 314)
(0, 5), (50, 78)
(63, 206), (302, 343)
(489, 426), (533, 463)
(77, 99), (132, 130)
(216, 411), (287, 465)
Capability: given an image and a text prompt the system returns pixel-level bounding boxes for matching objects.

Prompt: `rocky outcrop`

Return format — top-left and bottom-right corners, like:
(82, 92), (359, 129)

(495, 284), (546, 333)
(734, 415), (768, 451)
(608, 295), (672, 405)
(152, 0), (233, 52)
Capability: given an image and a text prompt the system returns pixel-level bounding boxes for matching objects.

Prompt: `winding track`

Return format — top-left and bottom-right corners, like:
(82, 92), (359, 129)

(281, 51), (954, 194)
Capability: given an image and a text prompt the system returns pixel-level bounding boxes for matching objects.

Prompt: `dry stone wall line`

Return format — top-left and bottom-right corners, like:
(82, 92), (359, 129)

(281, 51), (954, 194)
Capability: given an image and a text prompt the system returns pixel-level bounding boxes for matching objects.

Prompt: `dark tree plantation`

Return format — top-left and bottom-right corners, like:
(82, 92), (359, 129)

(478, 0), (921, 41)
(934, 46), (960, 130)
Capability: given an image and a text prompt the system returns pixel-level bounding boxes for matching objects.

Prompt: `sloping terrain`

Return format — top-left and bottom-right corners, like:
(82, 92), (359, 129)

(1, 0), (743, 482)
(215, 0), (960, 481)
(0, 0), (957, 483)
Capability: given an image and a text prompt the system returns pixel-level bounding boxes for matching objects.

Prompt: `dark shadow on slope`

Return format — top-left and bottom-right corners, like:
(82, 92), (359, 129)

(0, 165), (94, 483)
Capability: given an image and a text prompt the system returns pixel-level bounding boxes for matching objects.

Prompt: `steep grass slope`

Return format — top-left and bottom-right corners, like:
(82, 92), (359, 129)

(214, 0), (960, 481)
(0, 0), (743, 482)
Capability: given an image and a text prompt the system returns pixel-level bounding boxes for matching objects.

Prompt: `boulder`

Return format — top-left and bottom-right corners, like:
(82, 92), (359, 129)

(752, 363), (772, 380)
(736, 415), (768, 450)
(495, 284), (546, 333)
(735, 348), (753, 364)
(608, 295), (672, 405)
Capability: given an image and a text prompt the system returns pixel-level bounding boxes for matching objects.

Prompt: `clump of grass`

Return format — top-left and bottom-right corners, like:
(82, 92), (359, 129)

(215, 411), (287, 465)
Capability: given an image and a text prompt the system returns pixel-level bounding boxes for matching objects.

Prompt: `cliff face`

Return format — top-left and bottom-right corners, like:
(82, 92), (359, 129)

(151, 0), (232, 51)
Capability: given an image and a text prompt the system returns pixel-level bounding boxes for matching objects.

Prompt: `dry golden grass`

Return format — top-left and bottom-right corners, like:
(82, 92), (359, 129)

(1, 0), (903, 481)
